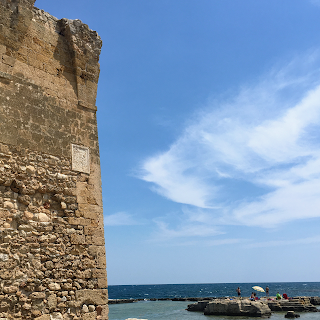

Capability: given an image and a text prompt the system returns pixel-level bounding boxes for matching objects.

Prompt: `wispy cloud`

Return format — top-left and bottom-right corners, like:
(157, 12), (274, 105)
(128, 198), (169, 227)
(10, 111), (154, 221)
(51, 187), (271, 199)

(153, 219), (222, 239)
(310, 0), (320, 7)
(248, 235), (320, 248)
(104, 211), (138, 226)
(154, 237), (246, 247)
(150, 207), (224, 242)
(139, 50), (320, 232)
(142, 150), (215, 208)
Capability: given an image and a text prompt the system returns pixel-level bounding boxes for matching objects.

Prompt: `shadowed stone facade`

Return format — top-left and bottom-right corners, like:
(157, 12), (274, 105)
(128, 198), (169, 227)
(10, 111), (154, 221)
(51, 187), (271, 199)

(0, 0), (108, 319)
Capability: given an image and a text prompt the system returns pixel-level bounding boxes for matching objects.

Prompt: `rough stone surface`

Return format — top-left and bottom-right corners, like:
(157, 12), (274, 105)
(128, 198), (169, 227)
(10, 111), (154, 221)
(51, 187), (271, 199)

(309, 296), (320, 305)
(285, 311), (300, 318)
(197, 299), (272, 317)
(187, 301), (210, 312)
(205, 299), (271, 317)
(0, 0), (108, 319)
(188, 297), (320, 317)
(268, 297), (318, 312)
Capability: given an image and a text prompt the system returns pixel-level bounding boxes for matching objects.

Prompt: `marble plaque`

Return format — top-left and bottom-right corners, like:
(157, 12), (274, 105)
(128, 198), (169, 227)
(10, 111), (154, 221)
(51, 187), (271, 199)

(72, 144), (90, 174)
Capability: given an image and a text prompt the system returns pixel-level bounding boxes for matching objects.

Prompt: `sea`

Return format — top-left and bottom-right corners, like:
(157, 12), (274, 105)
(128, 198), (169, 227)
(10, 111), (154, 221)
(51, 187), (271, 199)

(108, 282), (320, 320)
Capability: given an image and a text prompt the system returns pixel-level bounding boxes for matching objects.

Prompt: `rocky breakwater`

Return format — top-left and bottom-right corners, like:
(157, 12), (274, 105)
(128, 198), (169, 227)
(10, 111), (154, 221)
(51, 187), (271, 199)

(109, 299), (142, 304)
(188, 298), (272, 317)
(267, 297), (318, 312)
(188, 296), (320, 317)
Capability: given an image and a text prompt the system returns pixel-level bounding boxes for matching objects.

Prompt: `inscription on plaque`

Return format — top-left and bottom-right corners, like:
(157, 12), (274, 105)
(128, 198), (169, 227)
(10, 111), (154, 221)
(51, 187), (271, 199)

(72, 144), (90, 173)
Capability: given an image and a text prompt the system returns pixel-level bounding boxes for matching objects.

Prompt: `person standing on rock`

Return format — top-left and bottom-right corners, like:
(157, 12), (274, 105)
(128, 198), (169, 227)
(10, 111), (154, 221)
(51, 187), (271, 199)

(266, 286), (269, 297)
(236, 287), (241, 298)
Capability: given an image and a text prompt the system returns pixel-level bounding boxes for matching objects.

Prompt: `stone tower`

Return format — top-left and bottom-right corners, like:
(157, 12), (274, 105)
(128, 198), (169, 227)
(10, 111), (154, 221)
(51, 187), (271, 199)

(0, 0), (108, 319)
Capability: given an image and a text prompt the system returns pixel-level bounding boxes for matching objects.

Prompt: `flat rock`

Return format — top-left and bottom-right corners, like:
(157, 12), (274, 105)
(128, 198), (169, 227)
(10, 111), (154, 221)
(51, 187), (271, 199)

(268, 297), (318, 312)
(309, 297), (320, 305)
(187, 301), (209, 312)
(285, 311), (300, 318)
(203, 299), (272, 317)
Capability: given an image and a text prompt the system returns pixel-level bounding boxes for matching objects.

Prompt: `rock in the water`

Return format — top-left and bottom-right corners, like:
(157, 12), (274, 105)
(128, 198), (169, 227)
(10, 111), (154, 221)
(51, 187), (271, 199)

(285, 311), (300, 318)
(268, 297), (318, 312)
(204, 299), (272, 317)
(187, 301), (209, 312)
(310, 297), (320, 305)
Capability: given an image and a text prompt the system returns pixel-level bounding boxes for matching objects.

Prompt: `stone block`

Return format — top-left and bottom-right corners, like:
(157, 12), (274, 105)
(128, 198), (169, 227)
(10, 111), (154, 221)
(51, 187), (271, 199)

(82, 312), (97, 320)
(97, 305), (109, 318)
(70, 233), (86, 244)
(84, 226), (97, 235)
(49, 313), (63, 320)
(75, 289), (108, 305)
(88, 245), (106, 257)
(35, 315), (51, 320)
(2, 55), (16, 66)
(47, 294), (57, 310)
(92, 268), (107, 279)
(77, 203), (102, 219)
(96, 255), (107, 269)
(0, 62), (11, 74)
(86, 235), (105, 245)
(29, 292), (46, 299)
(97, 277), (108, 289)
(0, 208), (10, 219)
(68, 217), (91, 226)
(0, 44), (6, 54)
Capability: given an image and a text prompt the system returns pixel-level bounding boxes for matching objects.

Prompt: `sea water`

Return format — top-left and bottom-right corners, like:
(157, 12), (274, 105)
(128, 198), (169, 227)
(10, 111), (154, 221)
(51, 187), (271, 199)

(108, 282), (320, 320)
(108, 282), (320, 300)
(109, 300), (320, 320)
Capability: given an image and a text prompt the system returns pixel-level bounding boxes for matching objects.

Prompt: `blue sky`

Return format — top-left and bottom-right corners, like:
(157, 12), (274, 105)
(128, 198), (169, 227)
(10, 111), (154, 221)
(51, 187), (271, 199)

(36, 0), (320, 285)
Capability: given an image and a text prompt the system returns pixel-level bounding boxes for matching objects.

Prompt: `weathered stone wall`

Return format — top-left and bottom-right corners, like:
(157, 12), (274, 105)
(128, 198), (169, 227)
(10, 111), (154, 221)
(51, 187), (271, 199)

(0, 0), (108, 319)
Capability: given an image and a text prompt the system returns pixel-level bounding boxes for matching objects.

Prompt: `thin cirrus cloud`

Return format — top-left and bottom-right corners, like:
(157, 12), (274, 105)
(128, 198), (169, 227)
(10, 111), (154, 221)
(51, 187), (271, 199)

(248, 235), (320, 248)
(139, 51), (320, 231)
(104, 211), (138, 226)
(152, 219), (222, 240)
(149, 206), (226, 241)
